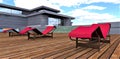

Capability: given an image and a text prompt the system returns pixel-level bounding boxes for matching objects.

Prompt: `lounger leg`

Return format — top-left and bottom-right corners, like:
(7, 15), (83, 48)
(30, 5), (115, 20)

(96, 32), (100, 51)
(51, 33), (53, 38)
(27, 33), (30, 40)
(98, 37), (100, 51)
(33, 35), (36, 39)
(9, 32), (11, 37)
(107, 35), (111, 44)
(108, 35), (111, 44)
(76, 38), (78, 48)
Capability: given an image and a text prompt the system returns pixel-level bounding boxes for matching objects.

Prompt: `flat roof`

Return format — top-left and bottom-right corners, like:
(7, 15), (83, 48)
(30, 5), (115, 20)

(26, 10), (75, 19)
(0, 3), (29, 11)
(0, 3), (74, 19)
(0, 3), (60, 13)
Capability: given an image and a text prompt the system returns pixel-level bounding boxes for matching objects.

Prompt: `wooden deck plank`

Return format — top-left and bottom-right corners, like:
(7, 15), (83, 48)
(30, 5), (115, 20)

(52, 47), (87, 59)
(66, 48), (92, 59)
(98, 38), (120, 59)
(10, 42), (74, 59)
(0, 36), (70, 53)
(0, 41), (73, 58)
(88, 35), (120, 59)
(0, 33), (120, 59)
(110, 43), (120, 59)
(0, 41), (70, 56)
(35, 47), (82, 59)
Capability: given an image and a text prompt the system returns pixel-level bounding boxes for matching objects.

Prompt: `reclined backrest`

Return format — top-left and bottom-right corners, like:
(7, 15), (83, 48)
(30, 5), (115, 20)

(11, 29), (19, 33)
(92, 23), (111, 39)
(19, 27), (33, 34)
(42, 26), (56, 35)
(32, 28), (43, 35)
(98, 23), (111, 39)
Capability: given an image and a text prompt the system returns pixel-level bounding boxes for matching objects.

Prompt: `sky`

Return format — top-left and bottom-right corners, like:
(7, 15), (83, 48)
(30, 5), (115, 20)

(0, 0), (120, 25)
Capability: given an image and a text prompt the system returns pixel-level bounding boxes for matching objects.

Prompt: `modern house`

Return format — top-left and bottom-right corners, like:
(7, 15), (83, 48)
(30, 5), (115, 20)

(0, 4), (120, 34)
(0, 3), (74, 29)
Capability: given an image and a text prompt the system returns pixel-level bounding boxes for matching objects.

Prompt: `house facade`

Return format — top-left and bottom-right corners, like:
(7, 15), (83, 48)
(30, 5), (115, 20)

(0, 4), (74, 28)
(0, 4), (120, 34)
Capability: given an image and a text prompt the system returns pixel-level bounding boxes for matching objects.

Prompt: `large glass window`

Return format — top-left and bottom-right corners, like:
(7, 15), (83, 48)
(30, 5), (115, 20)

(0, 7), (22, 14)
(11, 9), (22, 14)
(48, 18), (61, 26)
(0, 7), (11, 13)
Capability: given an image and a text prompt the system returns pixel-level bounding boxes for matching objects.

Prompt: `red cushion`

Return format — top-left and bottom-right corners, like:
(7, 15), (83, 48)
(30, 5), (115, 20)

(19, 27), (33, 34)
(69, 25), (99, 39)
(3, 28), (13, 33)
(42, 26), (54, 35)
(96, 23), (110, 39)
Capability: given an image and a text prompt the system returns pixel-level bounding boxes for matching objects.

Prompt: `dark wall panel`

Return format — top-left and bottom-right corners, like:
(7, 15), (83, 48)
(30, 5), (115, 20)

(28, 15), (48, 26)
(0, 14), (27, 28)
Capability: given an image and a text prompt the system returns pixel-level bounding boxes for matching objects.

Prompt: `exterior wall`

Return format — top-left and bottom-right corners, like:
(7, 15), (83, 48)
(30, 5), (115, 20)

(62, 18), (72, 26)
(22, 11), (32, 15)
(28, 14), (48, 26)
(110, 22), (120, 34)
(22, 11), (36, 15)
(0, 13), (27, 28)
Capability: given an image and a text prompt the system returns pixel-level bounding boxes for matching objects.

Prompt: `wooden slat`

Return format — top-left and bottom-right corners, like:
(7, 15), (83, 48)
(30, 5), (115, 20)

(10, 42), (74, 59)
(66, 48), (92, 59)
(110, 43), (120, 59)
(98, 38), (120, 59)
(88, 35), (120, 59)
(0, 33), (120, 59)
(35, 47), (82, 59)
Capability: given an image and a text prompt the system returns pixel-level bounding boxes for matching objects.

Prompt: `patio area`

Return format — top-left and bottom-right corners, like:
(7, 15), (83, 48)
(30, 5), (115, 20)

(0, 33), (120, 59)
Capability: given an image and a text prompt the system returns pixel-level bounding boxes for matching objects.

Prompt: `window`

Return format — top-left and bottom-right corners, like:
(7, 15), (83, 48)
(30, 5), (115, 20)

(48, 18), (61, 26)
(11, 9), (22, 14)
(0, 7), (11, 13)
(0, 7), (22, 14)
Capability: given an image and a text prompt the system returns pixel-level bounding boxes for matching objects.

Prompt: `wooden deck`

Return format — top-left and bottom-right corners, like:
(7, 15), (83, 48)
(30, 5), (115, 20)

(0, 33), (120, 59)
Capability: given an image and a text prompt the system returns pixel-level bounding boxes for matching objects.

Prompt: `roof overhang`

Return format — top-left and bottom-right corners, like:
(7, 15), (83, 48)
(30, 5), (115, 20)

(0, 3), (29, 11)
(0, 3), (60, 13)
(41, 10), (75, 19)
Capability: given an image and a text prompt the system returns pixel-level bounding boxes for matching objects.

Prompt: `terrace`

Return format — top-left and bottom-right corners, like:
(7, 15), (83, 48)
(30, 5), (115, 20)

(0, 32), (120, 59)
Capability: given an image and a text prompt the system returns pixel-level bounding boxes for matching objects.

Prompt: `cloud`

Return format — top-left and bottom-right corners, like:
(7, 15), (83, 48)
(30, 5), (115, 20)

(68, 9), (119, 25)
(14, 0), (120, 10)
(48, 0), (120, 7)
(0, 0), (3, 2)
(48, 0), (83, 7)
(70, 9), (115, 20)
(72, 18), (120, 25)
(87, 0), (120, 4)
(14, 0), (61, 10)
(81, 5), (106, 10)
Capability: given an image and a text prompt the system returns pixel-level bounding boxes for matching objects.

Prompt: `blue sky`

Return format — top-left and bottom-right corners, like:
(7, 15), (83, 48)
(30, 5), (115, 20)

(0, 0), (120, 25)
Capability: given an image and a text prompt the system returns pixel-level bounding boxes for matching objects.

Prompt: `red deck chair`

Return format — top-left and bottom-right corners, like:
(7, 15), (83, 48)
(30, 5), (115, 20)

(8, 27), (33, 37)
(19, 27), (34, 35)
(1, 28), (19, 36)
(8, 28), (20, 36)
(92, 23), (111, 43)
(69, 25), (103, 50)
(27, 26), (56, 40)
(3, 28), (13, 33)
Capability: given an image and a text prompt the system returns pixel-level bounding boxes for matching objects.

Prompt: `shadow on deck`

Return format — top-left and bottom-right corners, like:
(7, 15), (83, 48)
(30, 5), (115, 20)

(0, 33), (120, 59)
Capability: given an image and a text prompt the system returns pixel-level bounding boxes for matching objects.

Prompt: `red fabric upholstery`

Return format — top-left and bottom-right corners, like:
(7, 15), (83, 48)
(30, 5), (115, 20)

(19, 27), (33, 34)
(92, 23), (110, 39)
(42, 26), (55, 35)
(69, 25), (99, 39)
(3, 28), (13, 33)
